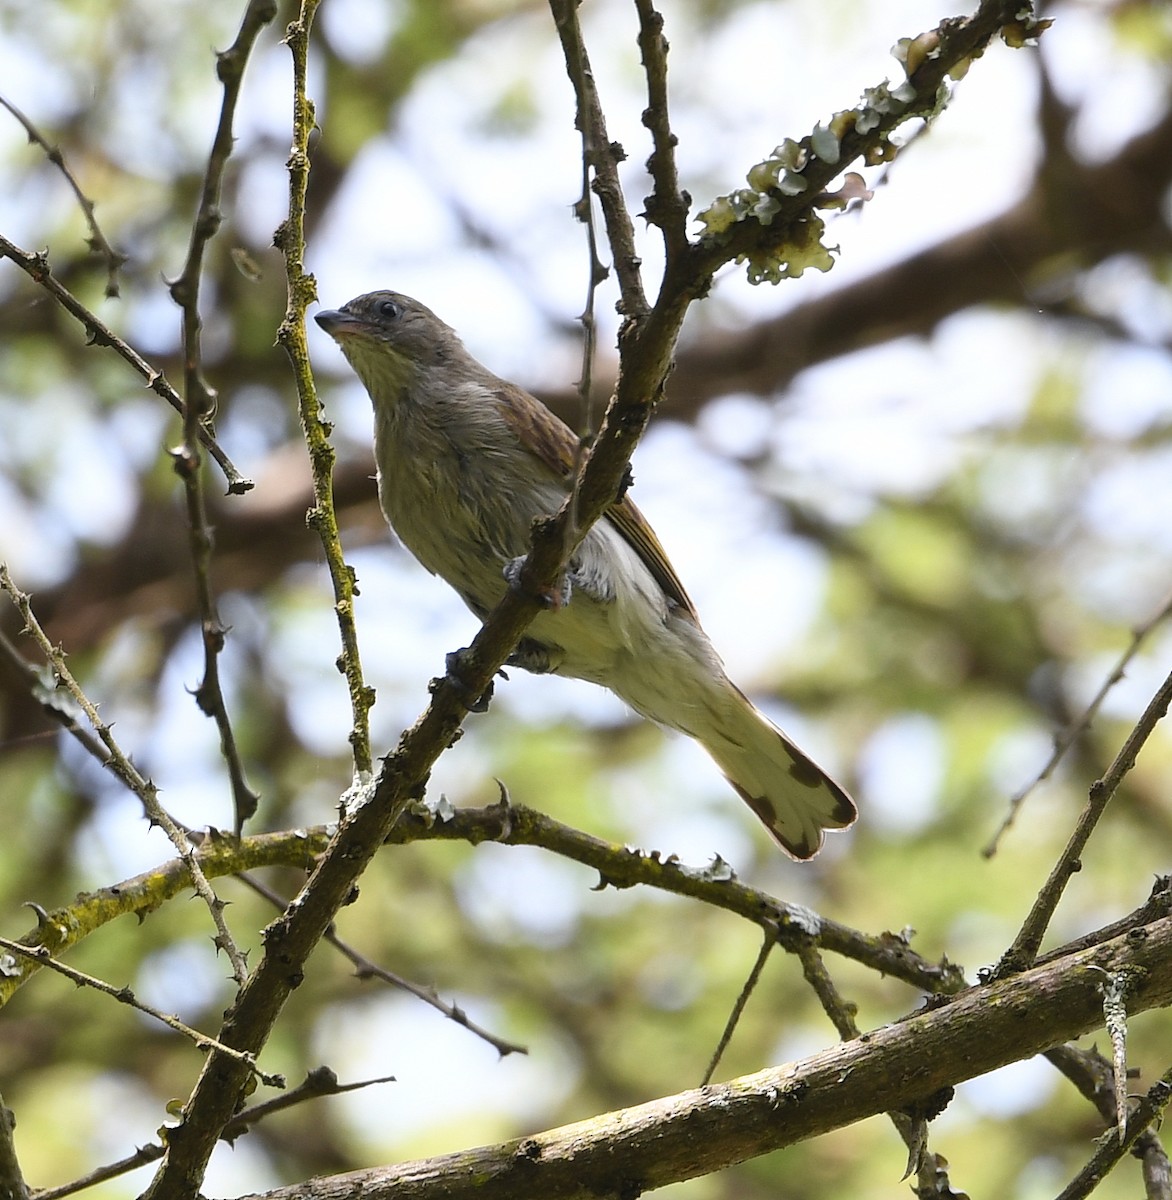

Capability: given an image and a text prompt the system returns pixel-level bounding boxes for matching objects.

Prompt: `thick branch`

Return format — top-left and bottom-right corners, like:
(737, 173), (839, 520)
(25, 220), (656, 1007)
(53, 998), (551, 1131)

(236, 913), (1172, 1200)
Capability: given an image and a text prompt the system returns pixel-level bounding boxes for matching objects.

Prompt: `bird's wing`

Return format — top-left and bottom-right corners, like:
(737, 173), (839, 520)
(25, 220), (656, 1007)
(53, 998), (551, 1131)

(606, 495), (698, 620)
(493, 383), (699, 620)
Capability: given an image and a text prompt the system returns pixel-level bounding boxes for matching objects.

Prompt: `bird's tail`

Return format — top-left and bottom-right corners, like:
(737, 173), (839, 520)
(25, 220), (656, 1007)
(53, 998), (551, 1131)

(698, 682), (856, 860)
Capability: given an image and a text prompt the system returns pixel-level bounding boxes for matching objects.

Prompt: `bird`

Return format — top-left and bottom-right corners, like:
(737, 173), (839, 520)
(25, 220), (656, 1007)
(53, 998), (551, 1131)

(315, 290), (856, 858)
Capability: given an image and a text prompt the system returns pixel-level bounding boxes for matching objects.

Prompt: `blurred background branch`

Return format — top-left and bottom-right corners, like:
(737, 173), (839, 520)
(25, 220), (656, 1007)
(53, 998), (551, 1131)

(1, 0), (1171, 1196)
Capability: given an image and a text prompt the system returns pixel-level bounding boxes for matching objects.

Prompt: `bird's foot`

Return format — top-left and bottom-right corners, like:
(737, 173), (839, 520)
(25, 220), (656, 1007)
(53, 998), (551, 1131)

(437, 648), (494, 714)
(503, 555), (573, 610)
(505, 637), (556, 675)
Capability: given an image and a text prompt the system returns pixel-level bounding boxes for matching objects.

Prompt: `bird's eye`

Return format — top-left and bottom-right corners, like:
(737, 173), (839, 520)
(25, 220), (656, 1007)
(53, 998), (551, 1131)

(375, 298), (400, 320)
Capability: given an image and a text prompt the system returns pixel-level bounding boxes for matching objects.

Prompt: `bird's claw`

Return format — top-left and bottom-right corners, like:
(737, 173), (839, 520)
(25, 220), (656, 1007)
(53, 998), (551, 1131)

(503, 555), (572, 610)
(439, 649), (494, 713)
(506, 638), (555, 675)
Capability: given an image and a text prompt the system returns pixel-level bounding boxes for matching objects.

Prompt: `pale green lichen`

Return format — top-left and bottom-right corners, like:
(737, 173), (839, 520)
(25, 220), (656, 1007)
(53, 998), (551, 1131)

(810, 121), (841, 164)
(741, 214), (836, 285)
(695, 36), (972, 287)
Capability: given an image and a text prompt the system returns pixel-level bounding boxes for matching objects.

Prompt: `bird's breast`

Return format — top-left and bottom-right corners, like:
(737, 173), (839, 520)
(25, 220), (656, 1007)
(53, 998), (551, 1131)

(373, 393), (564, 609)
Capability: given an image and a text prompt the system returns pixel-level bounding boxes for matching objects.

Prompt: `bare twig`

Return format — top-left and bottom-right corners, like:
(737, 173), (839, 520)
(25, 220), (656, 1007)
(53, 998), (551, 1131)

(562, 71), (609, 563)
(0, 565), (250, 986)
(701, 933), (773, 1086)
(997, 664), (1172, 976)
(165, 0), (275, 834)
(0, 627), (113, 765)
(1035, 876), (1172, 967)
(0, 234), (251, 493)
(1143, 1152), (1172, 1200)
(276, 0), (374, 778)
(221, 1066), (395, 1140)
(29, 1145), (165, 1200)
(235, 871), (528, 1056)
(796, 941), (959, 1193)
(0, 93), (127, 296)
(986, 586), (1172, 856)
(28, 1069), (390, 1200)
(0, 1092), (29, 1200)
(0, 938), (281, 1087)
(634, 0), (690, 265)
(169, 0), (278, 423)
(549, 0), (648, 319)
(168, 430), (261, 834)
(1055, 1064), (1172, 1200)
(797, 940), (860, 1041)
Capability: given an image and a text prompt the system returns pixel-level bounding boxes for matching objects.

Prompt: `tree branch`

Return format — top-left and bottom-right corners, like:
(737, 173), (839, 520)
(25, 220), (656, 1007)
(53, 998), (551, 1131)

(275, 0), (375, 778)
(234, 913), (1172, 1200)
(0, 235), (251, 493)
(0, 92), (127, 296)
(998, 663), (1172, 975)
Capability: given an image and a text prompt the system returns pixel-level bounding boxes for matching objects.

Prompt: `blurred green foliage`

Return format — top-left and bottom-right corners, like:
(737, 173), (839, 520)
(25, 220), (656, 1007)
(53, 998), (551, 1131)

(2, 1), (1172, 1198)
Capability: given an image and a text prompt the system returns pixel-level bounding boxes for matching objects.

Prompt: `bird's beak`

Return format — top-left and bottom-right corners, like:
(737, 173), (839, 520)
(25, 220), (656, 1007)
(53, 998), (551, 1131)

(314, 309), (364, 338)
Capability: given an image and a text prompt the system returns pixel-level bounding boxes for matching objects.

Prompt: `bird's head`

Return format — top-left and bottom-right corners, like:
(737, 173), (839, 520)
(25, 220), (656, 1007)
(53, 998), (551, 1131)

(315, 290), (465, 400)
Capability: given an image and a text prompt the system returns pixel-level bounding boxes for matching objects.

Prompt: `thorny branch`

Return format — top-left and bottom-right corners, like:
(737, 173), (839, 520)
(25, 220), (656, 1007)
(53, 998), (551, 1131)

(167, 0), (276, 835)
(0, 92), (126, 296)
(997, 662), (1172, 976)
(275, 2), (375, 778)
(0, 937), (282, 1086)
(986, 585), (1172, 856)
(0, 565), (250, 986)
(0, 234), (250, 492)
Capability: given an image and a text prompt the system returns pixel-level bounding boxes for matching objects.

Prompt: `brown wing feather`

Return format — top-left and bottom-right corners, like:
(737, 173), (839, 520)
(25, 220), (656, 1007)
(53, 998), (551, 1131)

(606, 496), (697, 619)
(493, 384), (698, 621)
